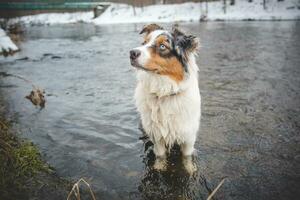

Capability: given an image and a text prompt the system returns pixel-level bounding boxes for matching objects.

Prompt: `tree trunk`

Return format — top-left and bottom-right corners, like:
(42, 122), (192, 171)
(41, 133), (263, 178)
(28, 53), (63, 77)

(263, 0), (266, 10)
(132, 0), (136, 16)
(223, 0), (227, 14)
(230, 0), (235, 5)
(141, 1), (144, 12)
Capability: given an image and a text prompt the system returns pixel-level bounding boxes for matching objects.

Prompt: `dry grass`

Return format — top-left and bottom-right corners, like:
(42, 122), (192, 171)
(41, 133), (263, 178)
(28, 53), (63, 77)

(66, 176), (225, 200)
(25, 88), (45, 108)
(67, 178), (96, 200)
(207, 178), (226, 200)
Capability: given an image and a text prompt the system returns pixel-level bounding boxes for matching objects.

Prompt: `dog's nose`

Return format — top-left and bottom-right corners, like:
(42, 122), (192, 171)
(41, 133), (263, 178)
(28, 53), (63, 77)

(130, 49), (141, 60)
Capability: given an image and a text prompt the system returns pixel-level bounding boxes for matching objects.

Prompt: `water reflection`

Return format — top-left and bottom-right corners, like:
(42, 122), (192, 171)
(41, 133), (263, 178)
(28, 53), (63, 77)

(138, 134), (214, 200)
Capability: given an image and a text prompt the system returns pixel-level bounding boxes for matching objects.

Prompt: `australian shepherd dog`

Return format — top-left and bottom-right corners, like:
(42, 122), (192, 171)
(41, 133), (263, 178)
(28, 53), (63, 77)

(130, 24), (201, 173)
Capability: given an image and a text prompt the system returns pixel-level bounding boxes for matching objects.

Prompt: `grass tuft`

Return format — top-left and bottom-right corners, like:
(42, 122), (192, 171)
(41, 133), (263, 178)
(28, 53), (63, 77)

(0, 118), (56, 199)
(207, 178), (226, 200)
(67, 178), (96, 200)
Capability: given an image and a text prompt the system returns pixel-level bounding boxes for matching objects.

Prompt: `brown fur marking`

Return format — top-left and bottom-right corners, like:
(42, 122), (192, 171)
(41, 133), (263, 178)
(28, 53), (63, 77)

(140, 24), (163, 35)
(144, 35), (184, 82)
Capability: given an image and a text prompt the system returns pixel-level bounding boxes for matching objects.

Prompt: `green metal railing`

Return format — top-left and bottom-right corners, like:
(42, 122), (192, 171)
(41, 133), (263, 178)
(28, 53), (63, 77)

(0, 1), (109, 10)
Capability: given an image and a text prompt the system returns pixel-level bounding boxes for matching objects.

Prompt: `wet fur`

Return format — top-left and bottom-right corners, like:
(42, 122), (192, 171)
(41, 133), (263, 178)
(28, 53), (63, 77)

(131, 24), (201, 172)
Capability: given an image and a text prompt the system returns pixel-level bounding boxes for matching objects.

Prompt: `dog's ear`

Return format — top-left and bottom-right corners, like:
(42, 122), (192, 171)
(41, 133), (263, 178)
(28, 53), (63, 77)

(140, 24), (164, 35)
(172, 27), (199, 59)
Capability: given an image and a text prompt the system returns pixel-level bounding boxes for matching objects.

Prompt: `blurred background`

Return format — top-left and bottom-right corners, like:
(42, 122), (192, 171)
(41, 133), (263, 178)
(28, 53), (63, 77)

(2, 0), (201, 17)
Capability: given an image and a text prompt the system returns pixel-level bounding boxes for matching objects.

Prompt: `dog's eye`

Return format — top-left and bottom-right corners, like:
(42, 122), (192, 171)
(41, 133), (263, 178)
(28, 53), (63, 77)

(160, 44), (166, 50)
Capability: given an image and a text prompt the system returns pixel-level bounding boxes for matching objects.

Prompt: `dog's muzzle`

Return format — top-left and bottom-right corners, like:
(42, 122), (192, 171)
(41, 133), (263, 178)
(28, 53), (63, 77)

(130, 49), (141, 60)
(130, 49), (141, 67)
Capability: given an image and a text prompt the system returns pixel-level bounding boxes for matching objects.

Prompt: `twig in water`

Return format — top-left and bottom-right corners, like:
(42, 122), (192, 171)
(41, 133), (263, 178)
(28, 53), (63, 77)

(67, 178), (96, 200)
(0, 72), (35, 89)
(207, 178), (226, 200)
(0, 72), (46, 108)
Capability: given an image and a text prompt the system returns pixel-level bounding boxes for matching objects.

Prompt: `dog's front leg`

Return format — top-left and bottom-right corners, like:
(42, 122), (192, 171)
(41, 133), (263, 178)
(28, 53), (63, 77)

(153, 139), (167, 171)
(181, 139), (197, 174)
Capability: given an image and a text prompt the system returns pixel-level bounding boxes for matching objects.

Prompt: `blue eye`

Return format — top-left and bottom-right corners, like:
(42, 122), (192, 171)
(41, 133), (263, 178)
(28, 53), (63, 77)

(160, 44), (166, 50)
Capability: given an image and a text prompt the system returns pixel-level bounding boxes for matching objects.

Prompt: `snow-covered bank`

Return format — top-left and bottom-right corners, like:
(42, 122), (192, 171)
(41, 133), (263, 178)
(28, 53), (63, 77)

(5, 0), (300, 26)
(7, 11), (94, 26)
(93, 2), (201, 24)
(206, 0), (300, 21)
(0, 28), (18, 55)
(93, 0), (300, 24)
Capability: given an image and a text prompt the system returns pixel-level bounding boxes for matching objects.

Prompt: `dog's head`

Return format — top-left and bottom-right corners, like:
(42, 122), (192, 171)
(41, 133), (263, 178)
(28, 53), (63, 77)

(130, 24), (199, 82)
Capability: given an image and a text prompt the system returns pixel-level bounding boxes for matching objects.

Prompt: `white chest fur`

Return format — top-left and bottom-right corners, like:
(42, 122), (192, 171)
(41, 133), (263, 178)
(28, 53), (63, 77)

(134, 63), (201, 149)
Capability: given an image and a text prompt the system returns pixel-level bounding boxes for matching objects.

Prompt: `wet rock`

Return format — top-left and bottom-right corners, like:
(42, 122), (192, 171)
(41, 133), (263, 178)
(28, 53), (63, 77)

(43, 53), (54, 57)
(16, 57), (29, 61)
(42, 53), (62, 60)
(51, 55), (62, 59)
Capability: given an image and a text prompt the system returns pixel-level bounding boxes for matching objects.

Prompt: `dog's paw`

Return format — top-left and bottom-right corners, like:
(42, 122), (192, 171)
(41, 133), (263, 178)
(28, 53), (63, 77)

(153, 158), (167, 171)
(183, 157), (197, 175)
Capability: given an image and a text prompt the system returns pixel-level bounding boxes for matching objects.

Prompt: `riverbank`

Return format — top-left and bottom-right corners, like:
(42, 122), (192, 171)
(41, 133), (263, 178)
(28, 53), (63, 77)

(0, 28), (18, 56)
(0, 101), (70, 200)
(3, 0), (300, 26)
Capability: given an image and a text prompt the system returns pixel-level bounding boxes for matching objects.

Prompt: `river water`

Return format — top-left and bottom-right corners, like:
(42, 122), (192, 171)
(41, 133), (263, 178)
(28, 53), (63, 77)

(0, 21), (299, 200)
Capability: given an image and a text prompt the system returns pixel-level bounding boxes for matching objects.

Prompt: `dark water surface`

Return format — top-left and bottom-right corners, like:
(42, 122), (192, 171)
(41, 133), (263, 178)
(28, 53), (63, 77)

(0, 21), (300, 200)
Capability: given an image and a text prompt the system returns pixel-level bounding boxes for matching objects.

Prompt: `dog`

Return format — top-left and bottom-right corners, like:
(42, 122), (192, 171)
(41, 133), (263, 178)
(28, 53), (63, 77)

(130, 24), (201, 173)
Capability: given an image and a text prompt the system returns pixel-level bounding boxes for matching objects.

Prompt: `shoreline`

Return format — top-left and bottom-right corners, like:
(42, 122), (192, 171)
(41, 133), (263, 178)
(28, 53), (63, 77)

(0, 97), (70, 200)
(2, 1), (299, 26)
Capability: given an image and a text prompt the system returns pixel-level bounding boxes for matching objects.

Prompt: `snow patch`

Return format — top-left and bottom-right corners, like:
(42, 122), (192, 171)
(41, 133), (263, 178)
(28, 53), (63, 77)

(93, 3), (201, 24)
(7, 11), (94, 26)
(5, 0), (300, 26)
(0, 28), (19, 55)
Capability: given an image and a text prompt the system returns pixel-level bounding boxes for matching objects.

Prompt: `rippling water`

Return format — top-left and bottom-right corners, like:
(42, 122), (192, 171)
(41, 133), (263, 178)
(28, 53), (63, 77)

(0, 21), (299, 200)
